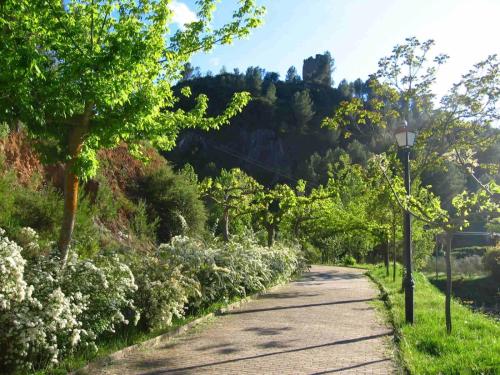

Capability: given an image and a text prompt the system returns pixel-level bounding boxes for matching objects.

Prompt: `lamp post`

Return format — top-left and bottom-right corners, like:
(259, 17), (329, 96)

(395, 121), (416, 324)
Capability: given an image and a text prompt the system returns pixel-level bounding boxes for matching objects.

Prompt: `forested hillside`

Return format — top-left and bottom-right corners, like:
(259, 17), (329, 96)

(168, 53), (499, 232)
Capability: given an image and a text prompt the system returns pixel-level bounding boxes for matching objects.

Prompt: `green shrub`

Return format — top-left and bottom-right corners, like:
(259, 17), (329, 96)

(453, 246), (489, 259)
(342, 255), (356, 266)
(483, 248), (500, 280)
(136, 165), (207, 242)
(130, 200), (159, 243)
(301, 241), (321, 264)
(0, 122), (9, 139)
(0, 168), (17, 231)
(0, 168), (65, 248)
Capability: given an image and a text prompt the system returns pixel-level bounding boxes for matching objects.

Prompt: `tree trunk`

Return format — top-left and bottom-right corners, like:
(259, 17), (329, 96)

(392, 220), (397, 282)
(267, 224), (274, 247)
(222, 208), (229, 242)
(445, 232), (453, 334)
(435, 241), (440, 280)
(58, 105), (92, 266)
(384, 235), (390, 277)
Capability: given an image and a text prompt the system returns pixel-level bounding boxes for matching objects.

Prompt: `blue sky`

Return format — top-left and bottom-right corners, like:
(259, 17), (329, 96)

(171, 0), (500, 99)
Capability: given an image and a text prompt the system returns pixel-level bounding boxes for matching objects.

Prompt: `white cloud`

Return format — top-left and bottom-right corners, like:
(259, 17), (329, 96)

(168, 1), (198, 29)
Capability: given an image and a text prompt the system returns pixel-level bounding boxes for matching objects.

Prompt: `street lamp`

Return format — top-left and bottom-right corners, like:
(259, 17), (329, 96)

(395, 121), (416, 324)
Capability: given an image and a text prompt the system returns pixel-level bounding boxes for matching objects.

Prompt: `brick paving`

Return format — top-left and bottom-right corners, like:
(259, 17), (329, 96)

(94, 265), (396, 374)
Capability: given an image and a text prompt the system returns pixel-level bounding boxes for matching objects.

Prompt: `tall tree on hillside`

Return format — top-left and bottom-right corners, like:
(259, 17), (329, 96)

(245, 66), (265, 95)
(292, 90), (315, 133)
(264, 82), (277, 104)
(285, 66), (301, 82)
(0, 0), (265, 265)
(181, 63), (201, 81)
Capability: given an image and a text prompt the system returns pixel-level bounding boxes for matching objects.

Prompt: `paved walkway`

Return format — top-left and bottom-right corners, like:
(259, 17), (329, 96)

(95, 266), (396, 374)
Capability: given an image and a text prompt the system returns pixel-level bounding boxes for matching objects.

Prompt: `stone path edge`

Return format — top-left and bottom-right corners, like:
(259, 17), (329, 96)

(71, 280), (290, 375)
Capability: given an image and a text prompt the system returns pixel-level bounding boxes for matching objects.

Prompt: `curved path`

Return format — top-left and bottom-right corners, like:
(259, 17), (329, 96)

(95, 266), (395, 374)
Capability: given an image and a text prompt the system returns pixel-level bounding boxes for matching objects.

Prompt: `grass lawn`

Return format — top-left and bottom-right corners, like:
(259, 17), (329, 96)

(369, 265), (500, 375)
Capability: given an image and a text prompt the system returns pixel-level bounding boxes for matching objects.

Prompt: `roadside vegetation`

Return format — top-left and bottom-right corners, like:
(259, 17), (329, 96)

(369, 265), (500, 374)
(0, 1), (498, 374)
(423, 247), (500, 317)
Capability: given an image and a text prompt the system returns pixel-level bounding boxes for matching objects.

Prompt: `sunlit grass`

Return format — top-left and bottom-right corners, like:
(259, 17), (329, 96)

(369, 265), (500, 374)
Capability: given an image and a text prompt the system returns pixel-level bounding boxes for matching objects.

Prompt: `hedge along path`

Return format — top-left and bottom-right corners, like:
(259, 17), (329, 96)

(87, 266), (396, 374)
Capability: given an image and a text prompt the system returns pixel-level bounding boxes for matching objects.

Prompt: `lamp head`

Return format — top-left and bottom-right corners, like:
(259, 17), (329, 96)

(395, 121), (416, 148)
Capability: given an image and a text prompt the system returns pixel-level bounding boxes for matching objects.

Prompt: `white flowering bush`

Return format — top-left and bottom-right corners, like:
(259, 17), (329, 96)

(0, 235), (87, 371)
(0, 229), (139, 372)
(159, 236), (307, 310)
(61, 254), (139, 338)
(159, 237), (240, 307)
(16, 227), (41, 256)
(0, 226), (305, 372)
(0, 228), (26, 311)
(130, 254), (199, 330)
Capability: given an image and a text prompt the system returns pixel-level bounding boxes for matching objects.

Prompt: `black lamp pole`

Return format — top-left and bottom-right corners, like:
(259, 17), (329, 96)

(401, 146), (414, 324)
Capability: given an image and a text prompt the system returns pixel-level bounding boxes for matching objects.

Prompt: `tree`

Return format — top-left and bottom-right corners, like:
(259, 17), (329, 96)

(324, 37), (500, 333)
(201, 169), (262, 242)
(264, 71), (280, 84)
(181, 63), (201, 81)
(285, 66), (301, 82)
(0, 0), (264, 265)
(264, 82), (277, 104)
(292, 90), (315, 133)
(253, 184), (296, 247)
(245, 66), (265, 95)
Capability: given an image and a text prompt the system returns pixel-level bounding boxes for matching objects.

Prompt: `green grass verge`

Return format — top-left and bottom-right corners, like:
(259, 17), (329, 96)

(369, 264), (500, 375)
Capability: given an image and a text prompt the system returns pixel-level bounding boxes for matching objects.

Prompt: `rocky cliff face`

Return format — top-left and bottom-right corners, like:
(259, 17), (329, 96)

(173, 127), (292, 184)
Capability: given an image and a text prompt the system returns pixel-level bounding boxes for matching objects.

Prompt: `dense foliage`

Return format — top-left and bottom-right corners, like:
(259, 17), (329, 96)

(0, 0), (264, 263)
(134, 164), (207, 242)
(0, 228), (305, 372)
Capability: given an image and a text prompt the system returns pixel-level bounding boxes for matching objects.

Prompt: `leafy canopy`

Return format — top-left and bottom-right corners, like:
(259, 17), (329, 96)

(0, 0), (265, 179)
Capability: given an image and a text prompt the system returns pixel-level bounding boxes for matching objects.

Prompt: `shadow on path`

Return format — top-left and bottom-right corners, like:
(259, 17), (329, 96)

(139, 333), (392, 374)
(295, 271), (365, 283)
(221, 298), (374, 316)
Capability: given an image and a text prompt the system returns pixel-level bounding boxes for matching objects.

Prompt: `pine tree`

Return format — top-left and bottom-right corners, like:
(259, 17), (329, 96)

(292, 90), (315, 133)
(285, 66), (301, 82)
